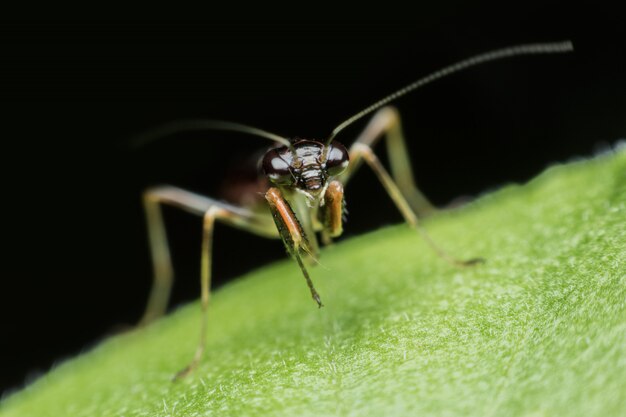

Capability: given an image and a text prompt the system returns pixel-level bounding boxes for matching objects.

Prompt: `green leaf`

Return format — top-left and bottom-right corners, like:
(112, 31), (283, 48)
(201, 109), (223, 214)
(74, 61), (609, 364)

(2, 147), (625, 417)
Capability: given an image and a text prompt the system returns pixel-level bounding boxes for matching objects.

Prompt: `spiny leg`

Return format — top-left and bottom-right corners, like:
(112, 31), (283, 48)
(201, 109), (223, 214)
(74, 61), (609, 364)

(140, 185), (278, 379)
(349, 143), (483, 266)
(319, 180), (345, 245)
(294, 253), (323, 308)
(338, 106), (436, 217)
(265, 187), (323, 307)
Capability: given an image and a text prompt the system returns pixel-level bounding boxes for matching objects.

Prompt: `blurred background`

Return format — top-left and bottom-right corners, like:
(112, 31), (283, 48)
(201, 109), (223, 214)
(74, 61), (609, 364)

(1, 14), (624, 394)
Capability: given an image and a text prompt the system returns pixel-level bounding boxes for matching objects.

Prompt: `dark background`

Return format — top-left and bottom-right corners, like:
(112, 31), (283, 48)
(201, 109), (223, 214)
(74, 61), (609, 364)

(1, 16), (624, 394)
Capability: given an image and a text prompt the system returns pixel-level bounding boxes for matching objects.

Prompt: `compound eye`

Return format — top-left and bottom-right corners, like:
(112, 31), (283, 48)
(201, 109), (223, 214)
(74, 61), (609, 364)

(325, 143), (349, 176)
(262, 149), (294, 185)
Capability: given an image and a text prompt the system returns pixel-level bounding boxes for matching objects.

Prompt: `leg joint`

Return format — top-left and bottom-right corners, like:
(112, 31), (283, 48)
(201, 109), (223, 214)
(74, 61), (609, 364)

(202, 206), (224, 226)
(351, 142), (374, 157)
(373, 105), (400, 125)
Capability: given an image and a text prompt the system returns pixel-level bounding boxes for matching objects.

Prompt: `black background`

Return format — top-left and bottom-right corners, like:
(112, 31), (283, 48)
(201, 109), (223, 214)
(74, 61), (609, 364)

(2, 15), (624, 394)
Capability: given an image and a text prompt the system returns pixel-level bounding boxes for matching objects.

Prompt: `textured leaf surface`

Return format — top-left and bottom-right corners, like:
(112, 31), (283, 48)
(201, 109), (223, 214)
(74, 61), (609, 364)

(1, 148), (625, 417)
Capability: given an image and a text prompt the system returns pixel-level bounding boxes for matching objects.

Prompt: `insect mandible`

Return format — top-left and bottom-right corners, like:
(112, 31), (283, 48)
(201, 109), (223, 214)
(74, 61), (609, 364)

(134, 41), (573, 379)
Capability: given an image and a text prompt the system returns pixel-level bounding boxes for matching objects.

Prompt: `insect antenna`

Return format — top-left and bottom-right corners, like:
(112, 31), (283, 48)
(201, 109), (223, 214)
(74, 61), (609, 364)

(131, 119), (294, 149)
(326, 40), (574, 145)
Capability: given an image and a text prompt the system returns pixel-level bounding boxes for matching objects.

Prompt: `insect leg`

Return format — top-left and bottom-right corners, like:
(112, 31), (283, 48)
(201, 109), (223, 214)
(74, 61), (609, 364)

(348, 143), (482, 266)
(319, 180), (345, 245)
(139, 185), (278, 379)
(338, 106), (436, 217)
(139, 190), (174, 326)
(265, 187), (323, 307)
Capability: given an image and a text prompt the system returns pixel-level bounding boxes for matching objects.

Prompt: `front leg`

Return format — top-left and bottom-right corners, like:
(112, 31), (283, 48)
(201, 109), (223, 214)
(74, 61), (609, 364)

(265, 187), (323, 307)
(319, 180), (345, 245)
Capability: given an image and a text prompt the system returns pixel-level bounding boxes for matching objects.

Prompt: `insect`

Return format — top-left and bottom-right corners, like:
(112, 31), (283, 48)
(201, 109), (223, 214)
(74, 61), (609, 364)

(134, 41), (573, 379)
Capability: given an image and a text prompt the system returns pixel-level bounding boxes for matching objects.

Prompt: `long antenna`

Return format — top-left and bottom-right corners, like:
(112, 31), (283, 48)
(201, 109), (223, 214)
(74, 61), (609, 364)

(326, 40), (574, 145)
(131, 119), (293, 149)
